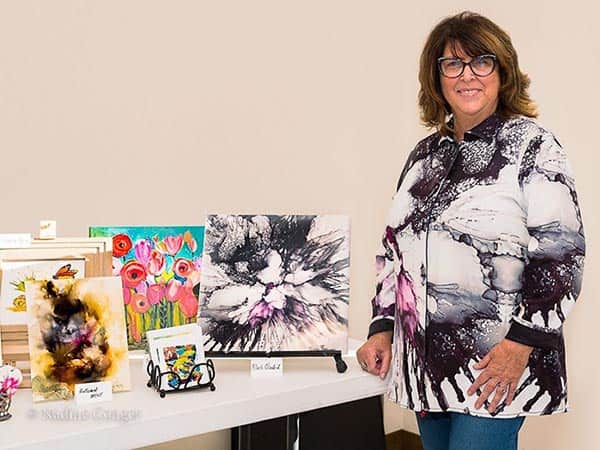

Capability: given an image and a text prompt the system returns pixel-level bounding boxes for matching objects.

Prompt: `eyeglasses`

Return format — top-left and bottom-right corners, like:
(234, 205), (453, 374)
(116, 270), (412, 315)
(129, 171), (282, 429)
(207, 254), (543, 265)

(437, 54), (497, 78)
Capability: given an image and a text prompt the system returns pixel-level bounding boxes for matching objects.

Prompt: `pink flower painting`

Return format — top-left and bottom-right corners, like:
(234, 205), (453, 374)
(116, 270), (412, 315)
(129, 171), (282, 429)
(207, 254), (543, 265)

(89, 226), (205, 350)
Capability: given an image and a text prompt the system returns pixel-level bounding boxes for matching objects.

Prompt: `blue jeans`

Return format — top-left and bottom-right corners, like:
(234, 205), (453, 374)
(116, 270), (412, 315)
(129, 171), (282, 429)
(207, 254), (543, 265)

(416, 412), (525, 450)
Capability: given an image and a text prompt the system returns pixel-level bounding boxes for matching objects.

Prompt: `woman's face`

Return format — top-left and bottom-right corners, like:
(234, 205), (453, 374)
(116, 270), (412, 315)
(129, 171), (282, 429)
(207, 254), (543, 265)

(440, 42), (500, 128)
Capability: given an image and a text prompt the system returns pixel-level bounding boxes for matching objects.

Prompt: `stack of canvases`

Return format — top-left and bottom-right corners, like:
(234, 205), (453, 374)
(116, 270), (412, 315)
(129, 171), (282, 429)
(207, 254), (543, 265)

(0, 326), (28, 385)
(0, 237), (112, 388)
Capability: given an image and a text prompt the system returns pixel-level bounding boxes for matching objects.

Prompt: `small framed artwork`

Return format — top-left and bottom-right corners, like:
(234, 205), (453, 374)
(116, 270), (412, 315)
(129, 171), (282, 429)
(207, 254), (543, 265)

(146, 324), (205, 391)
(0, 256), (88, 325)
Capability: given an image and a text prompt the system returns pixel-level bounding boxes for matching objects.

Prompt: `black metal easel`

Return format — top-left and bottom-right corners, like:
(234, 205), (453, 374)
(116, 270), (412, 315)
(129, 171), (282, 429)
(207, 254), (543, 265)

(205, 350), (348, 373)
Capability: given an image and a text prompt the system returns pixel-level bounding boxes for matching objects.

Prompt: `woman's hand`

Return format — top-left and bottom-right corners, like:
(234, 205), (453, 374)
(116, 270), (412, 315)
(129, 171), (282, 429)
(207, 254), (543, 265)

(468, 339), (533, 413)
(356, 331), (393, 379)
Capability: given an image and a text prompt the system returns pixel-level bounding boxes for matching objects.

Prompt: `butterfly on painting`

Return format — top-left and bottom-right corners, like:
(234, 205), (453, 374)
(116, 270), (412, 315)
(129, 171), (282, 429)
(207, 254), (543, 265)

(52, 264), (79, 280)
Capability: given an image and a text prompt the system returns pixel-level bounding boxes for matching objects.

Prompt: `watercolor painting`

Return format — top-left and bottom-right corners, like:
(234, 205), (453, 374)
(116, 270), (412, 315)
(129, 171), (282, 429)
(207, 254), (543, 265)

(25, 277), (131, 402)
(89, 226), (204, 350)
(0, 259), (86, 325)
(198, 215), (350, 353)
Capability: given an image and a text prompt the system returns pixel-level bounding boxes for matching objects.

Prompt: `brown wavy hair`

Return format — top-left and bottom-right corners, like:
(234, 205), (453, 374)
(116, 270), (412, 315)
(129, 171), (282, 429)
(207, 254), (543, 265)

(419, 11), (537, 136)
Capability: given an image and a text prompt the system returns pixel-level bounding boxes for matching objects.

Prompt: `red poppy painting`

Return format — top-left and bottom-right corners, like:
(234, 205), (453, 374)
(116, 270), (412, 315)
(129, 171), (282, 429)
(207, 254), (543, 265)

(89, 226), (204, 350)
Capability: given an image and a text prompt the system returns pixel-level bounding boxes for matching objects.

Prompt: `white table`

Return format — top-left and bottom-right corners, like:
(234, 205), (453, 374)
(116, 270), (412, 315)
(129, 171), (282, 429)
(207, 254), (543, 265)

(0, 340), (387, 450)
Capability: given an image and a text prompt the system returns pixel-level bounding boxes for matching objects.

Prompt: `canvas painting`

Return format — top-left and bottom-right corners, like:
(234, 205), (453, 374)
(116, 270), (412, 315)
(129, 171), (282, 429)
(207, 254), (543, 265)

(89, 226), (204, 350)
(0, 258), (86, 325)
(25, 277), (131, 402)
(198, 215), (350, 353)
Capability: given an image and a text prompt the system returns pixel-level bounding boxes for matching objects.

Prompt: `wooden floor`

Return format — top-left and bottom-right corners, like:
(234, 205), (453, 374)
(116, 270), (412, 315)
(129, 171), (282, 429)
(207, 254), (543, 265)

(385, 430), (423, 450)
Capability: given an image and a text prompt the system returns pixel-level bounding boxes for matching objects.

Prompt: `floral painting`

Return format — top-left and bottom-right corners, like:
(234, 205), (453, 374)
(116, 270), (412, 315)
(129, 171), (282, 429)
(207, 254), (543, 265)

(89, 226), (204, 350)
(198, 215), (350, 353)
(25, 277), (131, 402)
(0, 259), (86, 325)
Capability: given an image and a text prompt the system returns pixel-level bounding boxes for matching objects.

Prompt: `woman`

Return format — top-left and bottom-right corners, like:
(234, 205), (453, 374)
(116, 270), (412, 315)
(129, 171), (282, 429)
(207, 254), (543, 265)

(357, 11), (585, 450)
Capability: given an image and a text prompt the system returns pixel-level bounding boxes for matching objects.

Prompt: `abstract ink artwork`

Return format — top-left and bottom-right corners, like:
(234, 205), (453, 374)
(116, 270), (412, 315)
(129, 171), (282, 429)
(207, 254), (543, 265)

(0, 259), (86, 325)
(89, 226), (204, 350)
(25, 277), (131, 402)
(198, 215), (350, 352)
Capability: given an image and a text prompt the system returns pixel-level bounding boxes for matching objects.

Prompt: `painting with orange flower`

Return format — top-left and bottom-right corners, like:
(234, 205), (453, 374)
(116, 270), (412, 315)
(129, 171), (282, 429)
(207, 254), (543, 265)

(89, 226), (204, 350)
(25, 277), (131, 402)
(0, 258), (86, 324)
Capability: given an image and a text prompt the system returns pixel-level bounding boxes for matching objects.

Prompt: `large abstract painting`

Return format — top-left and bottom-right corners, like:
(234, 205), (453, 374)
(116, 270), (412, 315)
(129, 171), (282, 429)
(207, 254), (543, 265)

(198, 215), (350, 352)
(89, 226), (204, 350)
(25, 277), (131, 402)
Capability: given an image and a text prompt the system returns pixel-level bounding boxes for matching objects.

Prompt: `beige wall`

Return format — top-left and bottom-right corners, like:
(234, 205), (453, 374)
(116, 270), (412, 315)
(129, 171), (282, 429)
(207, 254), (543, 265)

(1, 1), (597, 449)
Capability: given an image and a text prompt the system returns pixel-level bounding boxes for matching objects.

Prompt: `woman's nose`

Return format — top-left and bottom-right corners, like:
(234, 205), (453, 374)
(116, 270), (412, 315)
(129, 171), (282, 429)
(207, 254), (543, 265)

(461, 64), (477, 81)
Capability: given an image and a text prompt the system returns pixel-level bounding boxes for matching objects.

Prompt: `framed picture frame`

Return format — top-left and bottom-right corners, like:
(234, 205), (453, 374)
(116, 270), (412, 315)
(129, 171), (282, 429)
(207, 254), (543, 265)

(0, 247), (103, 325)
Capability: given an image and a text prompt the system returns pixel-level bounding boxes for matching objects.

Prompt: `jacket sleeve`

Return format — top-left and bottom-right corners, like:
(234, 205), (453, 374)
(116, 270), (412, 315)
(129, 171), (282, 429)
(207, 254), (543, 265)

(367, 155), (416, 339)
(367, 233), (396, 338)
(505, 131), (585, 349)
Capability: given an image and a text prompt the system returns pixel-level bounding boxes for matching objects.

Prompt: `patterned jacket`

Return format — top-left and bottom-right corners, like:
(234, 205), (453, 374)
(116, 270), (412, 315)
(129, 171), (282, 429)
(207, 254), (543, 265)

(369, 114), (585, 417)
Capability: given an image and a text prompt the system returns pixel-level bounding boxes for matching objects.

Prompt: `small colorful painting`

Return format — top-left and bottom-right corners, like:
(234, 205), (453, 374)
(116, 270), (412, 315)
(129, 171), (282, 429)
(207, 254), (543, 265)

(146, 324), (205, 391)
(0, 259), (86, 325)
(89, 226), (204, 350)
(161, 344), (203, 389)
(198, 215), (350, 353)
(25, 277), (131, 402)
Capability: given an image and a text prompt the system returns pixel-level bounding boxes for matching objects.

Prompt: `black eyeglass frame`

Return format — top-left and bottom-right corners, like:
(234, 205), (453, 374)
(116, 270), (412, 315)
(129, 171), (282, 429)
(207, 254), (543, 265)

(437, 54), (498, 78)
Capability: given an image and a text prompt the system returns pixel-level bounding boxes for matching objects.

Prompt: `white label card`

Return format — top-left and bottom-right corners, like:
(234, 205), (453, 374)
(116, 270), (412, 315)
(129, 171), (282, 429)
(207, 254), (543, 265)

(250, 358), (283, 377)
(74, 381), (113, 404)
(0, 233), (32, 248)
(39, 220), (57, 239)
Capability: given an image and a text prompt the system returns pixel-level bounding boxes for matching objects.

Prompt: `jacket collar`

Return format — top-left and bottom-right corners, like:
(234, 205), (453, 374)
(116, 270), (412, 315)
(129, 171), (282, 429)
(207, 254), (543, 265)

(438, 112), (505, 146)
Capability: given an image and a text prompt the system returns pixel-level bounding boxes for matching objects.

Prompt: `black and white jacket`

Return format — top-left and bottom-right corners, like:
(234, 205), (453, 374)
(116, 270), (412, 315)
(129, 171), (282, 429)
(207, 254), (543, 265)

(369, 114), (585, 417)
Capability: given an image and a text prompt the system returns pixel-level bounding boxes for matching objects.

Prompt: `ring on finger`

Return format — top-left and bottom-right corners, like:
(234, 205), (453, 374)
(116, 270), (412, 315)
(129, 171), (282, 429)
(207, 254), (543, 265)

(497, 382), (509, 394)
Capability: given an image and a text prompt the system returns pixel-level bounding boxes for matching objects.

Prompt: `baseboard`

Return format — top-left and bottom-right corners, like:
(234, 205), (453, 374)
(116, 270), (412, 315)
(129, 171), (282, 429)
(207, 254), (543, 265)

(385, 430), (423, 450)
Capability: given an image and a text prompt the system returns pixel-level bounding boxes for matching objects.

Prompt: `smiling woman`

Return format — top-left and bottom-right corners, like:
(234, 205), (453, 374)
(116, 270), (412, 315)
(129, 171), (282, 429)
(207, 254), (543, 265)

(357, 11), (585, 450)
(418, 11), (537, 140)
(438, 46), (500, 139)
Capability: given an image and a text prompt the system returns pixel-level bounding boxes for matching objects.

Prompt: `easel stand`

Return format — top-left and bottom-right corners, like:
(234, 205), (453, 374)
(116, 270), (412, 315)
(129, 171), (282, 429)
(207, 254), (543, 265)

(146, 359), (217, 398)
(205, 350), (347, 373)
